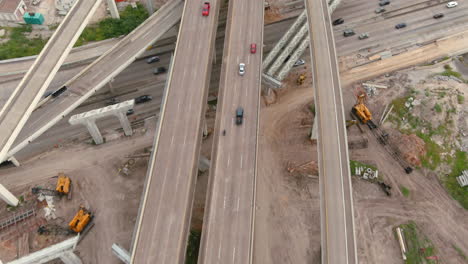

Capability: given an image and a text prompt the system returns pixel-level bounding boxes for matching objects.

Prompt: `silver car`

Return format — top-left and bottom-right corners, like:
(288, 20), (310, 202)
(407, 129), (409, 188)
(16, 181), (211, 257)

(293, 59), (305, 67)
(239, 63), (245, 76)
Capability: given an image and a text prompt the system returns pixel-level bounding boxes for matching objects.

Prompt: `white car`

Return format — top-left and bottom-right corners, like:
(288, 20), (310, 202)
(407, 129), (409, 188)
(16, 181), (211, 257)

(239, 63), (245, 76)
(446, 1), (458, 8)
(293, 59), (305, 67)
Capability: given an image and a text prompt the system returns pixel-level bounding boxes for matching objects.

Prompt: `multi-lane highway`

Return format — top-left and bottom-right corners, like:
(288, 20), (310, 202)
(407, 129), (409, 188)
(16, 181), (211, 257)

(2, 0), (184, 163)
(198, 0), (263, 263)
(333, 0), (468, 56)
(130, 0), (221, 262)
(305, 0), (357, 263)
(0, 0), (102, 163)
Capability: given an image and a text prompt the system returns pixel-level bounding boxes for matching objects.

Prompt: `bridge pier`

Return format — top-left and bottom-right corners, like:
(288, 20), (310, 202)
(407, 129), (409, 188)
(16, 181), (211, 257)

(106, 0), (120, 19)
(0, 183), (19, 206)
(69, 100), (135, 145)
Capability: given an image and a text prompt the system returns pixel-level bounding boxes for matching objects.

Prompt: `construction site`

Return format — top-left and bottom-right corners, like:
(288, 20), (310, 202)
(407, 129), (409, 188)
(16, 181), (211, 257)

(0, 0), (467, 263)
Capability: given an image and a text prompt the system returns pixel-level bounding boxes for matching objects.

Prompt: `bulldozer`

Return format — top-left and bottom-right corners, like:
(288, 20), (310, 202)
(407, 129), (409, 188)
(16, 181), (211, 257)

(32, 173), (72, 199)
(297, 74), (306, 85)
(69, 206), (93, 233)
(352, 92), (377, 129)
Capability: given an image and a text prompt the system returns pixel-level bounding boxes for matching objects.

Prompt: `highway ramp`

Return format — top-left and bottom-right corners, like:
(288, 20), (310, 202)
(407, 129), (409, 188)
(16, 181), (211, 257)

(130, 0), (222, 263)
(5, 0), (184, 162)
(198, 0), (264, 263)
(305, 0), (358, 263)
(0, 0), (103, 163)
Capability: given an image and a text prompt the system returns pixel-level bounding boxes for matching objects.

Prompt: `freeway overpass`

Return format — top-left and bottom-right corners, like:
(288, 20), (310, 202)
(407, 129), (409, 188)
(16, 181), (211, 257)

(305, 0), (358, 263)
(0, 0), (103, 163)
(197, 0), (263, 263)
(130, 0), (222, 262)
(3, 0), (184, 163)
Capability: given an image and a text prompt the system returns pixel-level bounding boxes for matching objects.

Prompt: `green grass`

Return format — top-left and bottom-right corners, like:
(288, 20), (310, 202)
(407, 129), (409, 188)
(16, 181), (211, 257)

(309, 104), (316, 115)
(0, 25), (47, 60)
(400, 222), (438, 264)
(440, 69), (463, 79)
(433, 103), (442, 113)
(444, 150), (468, 209)
(74, 4), (149, 47)
(186, 230), (201, 264)
(400, 185), (410, 197)
(416, 132), (442, 170)
(452, 244), (468, 261)
(458, 95), (465, 104)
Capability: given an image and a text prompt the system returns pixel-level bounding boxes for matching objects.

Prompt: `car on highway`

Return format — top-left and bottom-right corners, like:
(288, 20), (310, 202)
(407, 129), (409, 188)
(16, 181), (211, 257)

(446, 1), (458, 8)
(235, 107), (244, 125)
(126, 109), (134, 116)
(250, 43), (257, 54)
(239, 63), (245, 76)
(433, 13), (444, 19)
(293, 59), (305, 67)
(375, 7), (386, 13)
(43, 90), (53, 98)
(135, 95), (152, 104)
(343, 29), (355, 37)
(332, 18), (344, 26)
(146, 56), (160, 64)
(358, 33), (369, 40)
(153, 67), (166, 75)
(202, 2), (210, 16)
(379, 0), (390, 6)
(395, 23), (407, 29)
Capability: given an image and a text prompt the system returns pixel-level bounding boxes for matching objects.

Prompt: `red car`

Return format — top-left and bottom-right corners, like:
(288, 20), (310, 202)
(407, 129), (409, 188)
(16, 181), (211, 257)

(250, 43), (257, 54)
(202, 2), (210, 16)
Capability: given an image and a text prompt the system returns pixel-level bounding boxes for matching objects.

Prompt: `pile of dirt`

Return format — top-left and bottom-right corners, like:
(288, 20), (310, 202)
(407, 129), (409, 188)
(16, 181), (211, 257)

(394, 133), (426, 167)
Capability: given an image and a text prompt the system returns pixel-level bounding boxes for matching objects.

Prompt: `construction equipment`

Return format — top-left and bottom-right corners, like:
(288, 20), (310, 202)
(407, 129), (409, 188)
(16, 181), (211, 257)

(32, 173), (72, 199)
(68, 206), (93, 233)
(352, 92), (377, 129)
(346, 119), (364, 133)
(297, 74), (306, 85)
(378, 181), (392, 196)
(351, 92), (413, 174)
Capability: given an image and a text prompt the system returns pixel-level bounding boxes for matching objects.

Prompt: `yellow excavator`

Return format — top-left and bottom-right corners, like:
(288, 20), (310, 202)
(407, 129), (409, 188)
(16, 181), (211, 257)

(352, 92), (377, 129)
(69, 206), (93, 233)
(32, 173), (72, 199)
(297, 74), (306, 85)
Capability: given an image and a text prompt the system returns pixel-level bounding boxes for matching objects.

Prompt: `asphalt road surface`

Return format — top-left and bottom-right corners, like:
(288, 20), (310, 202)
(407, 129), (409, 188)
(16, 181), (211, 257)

(0, 0), (102, 163)
(305, 0), (357, 263)
(333, 0), (468, 56)
(5, 0), (184, 160)
(130, 0), (221, 263)
(198, 0), (263, 263)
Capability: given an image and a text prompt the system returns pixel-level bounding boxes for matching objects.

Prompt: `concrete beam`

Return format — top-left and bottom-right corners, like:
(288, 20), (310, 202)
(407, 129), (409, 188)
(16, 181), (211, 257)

(0, 184), (18, 207)
(106, 0), (120, 19)
(111, 244), (130, 264)
(267, 24), (308, 76)
(262, 10), (307, 70)
(276, 35), (310, 81)
(8, 235), (80, 264)
(59, 251), (82, 264)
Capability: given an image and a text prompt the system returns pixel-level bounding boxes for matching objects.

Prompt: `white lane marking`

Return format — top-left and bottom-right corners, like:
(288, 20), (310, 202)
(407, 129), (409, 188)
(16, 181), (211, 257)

(240, 155), (243, 169)
(227, 154), (231, 167)
(171, 135), (174, 145)
(223, 196), (227, 209)
(177, 101), (180, 111)
(236, 197), (240, 211)
(218, 245), (222, 259)
(232, 247), (236, 262)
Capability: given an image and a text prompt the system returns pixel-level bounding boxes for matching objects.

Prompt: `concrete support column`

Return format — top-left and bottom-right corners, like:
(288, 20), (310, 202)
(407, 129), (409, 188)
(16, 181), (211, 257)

(267, 24), (309, 77)
(85, 120), (104, 145)
(276, 35), (310, 81)
(8, 156), (20, 167)
(115, 112), (133, 136)
(108, 78), (116, 94)
(202, 120), (208, 138)
(262, 10), (307, 70)
(0, 183), (19, 206)
(59, 251), (82, 264)
(146, 0), (154, 14)
(112, 243), (130, 264)
(106, 0), (120, 19)
(310, 116), (318, 140)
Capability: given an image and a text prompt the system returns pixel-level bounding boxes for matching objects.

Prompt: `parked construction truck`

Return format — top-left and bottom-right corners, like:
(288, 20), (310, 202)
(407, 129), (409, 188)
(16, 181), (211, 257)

(351, 92), (413, 174)
(32, 173), (72, 199)
(38, 206), (94, 236)
(69, 206), (93, 233)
